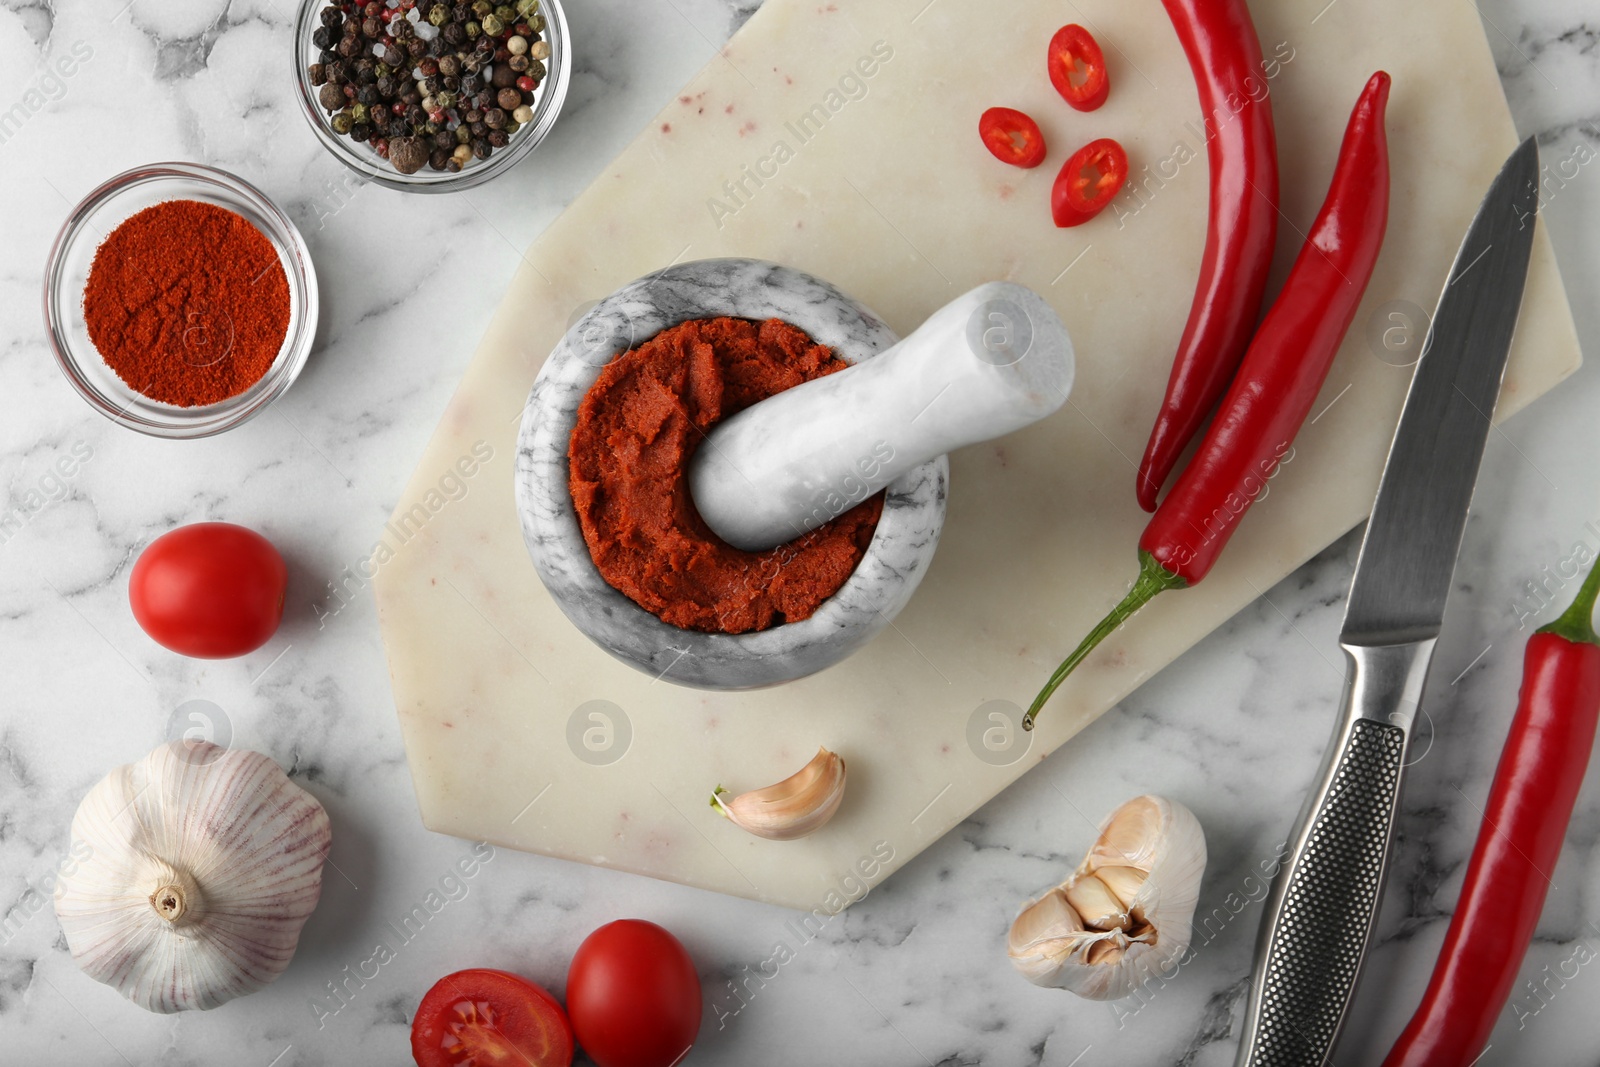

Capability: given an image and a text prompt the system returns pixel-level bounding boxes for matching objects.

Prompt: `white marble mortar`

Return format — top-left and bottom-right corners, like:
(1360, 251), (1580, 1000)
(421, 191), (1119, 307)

(515, 258), (949, 690)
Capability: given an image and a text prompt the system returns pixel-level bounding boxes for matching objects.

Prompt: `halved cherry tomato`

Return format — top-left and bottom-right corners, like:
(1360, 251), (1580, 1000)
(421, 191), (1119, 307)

(411, 969), (574, 1067)
(1047, 24), (1110, 112)
(1051, 138), (1129, 227)
(978, 106), (1047, 169)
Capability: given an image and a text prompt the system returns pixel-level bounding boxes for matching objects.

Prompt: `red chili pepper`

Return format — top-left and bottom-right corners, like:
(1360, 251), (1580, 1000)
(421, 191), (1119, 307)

(1135, 0), (1280, 512)
(1047, 25), (1110, 112)
(978, 106), (1047, 169)
(1051, 138), (1128, 227)
(1024, 73), (1389, 731)
(1382, 561), (1600, 1066)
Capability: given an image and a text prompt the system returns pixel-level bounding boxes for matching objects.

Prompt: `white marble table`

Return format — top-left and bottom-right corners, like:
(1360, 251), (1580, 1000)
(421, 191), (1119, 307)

(1, 1), (1597, 1063)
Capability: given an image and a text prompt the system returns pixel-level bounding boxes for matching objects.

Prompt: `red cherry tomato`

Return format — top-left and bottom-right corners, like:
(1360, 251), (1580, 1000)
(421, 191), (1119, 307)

(1047, 24), (1110, 112)
(129, 523), (286, 658)
(978, 107), (1047, 169)
(567, 920), (701, 1067)
(411, 969), (574, 1067)
(1051, 138), (1129, 227)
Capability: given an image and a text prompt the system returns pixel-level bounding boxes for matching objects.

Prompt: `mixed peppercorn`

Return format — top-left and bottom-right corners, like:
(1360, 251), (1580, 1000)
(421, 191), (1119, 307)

(307, 0), (550, 175)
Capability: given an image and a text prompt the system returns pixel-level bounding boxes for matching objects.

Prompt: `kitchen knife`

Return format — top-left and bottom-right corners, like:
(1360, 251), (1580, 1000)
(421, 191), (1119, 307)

(1233, 136), (1542, 1067)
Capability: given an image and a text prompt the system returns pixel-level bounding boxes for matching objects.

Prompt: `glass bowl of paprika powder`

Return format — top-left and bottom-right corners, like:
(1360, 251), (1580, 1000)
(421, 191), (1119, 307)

(43, 162), (318, 438)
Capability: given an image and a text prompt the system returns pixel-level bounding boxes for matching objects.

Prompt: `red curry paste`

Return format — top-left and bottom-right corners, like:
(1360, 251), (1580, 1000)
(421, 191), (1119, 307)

(568, 317), (882, 634)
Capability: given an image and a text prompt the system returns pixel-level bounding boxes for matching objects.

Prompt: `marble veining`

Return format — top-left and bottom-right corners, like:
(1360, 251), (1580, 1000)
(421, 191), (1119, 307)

(0, 0), (1597, 1064)
(516, 257), (949, 689)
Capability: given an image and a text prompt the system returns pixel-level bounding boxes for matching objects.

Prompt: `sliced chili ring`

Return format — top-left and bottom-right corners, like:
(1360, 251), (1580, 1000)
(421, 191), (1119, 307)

(1047, 24), (1110, 112)
(978, 106), (1047, 169)
(1051, 137), (1129, 227)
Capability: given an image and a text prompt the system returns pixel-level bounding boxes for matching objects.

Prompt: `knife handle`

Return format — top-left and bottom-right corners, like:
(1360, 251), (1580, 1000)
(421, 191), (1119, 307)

(1234, 640), (1434, 1067)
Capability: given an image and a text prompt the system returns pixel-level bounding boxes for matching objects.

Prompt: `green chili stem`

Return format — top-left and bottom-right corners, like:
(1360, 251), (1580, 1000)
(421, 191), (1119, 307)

(1022, 551), (1188, 731)
(1537, 559), (1600, 647)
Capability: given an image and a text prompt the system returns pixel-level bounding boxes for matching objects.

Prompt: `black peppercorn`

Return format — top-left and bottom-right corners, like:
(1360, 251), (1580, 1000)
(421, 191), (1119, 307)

(357, 84), (380, 105)
(445, 158), (462, 172)
(309, 62), (327, 85)
(320, 6), (343, 26)
(326, 59), (349, 84)
(351, 122), (372, 142)
(427, 34), (447, 57)
(376, 73), (397, 96)
(407, 104), (429, 125)
(473, 90), (493, 110)
(402, 89), (422, 105)
(442, 75), (460, 91)
(487, 128), (508, 147)
(469, 119), (488, 137)
(394, 18), (413, 38)
(318, 82), (343, 110)
(422, 74), (441, 95)
(433, 129), (455, 150)
(472, 137), (491, 160)
(371, 106), (391, 130)
(438, 54), (460, 77)
(484, 107), (506, 129)
(443, 22), (465, 44)
(507, 53), (529, 73)
(491, 64), (516, 88)
(337, 34), (362, 57)
(312, 26), (335, 50)
(430, 147), (450, 170)
(379, 44), (402, 67)
(364, 1), (383, 16)
(463, 108), (482, 124)
(319, 47), (337, 64)
(460, 74), (481, 95)
(453, 3), (472, 21)
(406, 36), (426, 59)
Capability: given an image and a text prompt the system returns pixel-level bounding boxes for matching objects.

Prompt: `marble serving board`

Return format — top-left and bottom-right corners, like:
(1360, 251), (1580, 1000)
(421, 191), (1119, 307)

(373, 0), (1581, 909)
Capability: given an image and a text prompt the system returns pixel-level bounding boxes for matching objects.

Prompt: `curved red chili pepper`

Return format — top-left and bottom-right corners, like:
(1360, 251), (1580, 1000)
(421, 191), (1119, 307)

(1135, 0), (1280, 512)
(1024, 72), (1389, 731)
(1382, 561), (1600, 1067)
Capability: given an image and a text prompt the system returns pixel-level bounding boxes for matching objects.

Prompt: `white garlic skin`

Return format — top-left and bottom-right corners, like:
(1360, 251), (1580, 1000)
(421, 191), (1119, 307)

(1008, 794), (1206, 1001)
(54, 741), (332, 1013)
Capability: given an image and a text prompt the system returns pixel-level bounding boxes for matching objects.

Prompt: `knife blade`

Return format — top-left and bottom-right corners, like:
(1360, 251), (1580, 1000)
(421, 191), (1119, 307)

(1234, 136), (1541, 1067)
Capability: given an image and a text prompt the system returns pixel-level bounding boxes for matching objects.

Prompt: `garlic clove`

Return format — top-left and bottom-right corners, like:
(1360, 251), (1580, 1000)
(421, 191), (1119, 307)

(1007, 795), (1206, 1001)
(54, 741), (331, 1013)
(710, 747), (845, 841)
(1063, 873), (1128, 931)
(1094, 865), (1149, 908)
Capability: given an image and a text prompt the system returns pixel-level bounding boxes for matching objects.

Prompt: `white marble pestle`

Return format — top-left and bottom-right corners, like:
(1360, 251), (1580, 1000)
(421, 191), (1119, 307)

(690, 282), (1074, 552)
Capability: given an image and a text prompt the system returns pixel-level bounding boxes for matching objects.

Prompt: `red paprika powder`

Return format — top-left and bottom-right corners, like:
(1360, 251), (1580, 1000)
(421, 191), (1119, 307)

(82, 199), (290, 407)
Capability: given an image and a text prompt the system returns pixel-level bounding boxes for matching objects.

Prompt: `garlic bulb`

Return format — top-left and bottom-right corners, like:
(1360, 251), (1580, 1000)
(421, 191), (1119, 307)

(1008, 794), (1206, 1000)
(710, 747), (846, 840)
(55, 741), (332, 1013)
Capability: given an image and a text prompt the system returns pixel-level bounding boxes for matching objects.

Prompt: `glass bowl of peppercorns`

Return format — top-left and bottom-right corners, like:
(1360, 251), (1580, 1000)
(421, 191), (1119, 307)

(294, 0), (571, 191)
